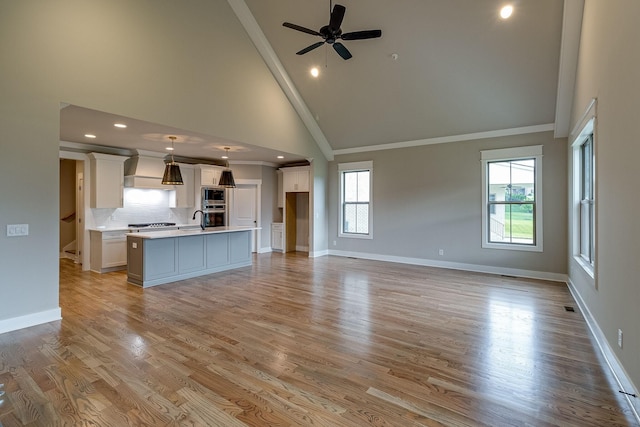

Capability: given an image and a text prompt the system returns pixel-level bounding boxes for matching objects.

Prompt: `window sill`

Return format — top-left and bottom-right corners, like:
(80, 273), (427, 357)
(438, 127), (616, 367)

(338, 233), (373, 240)
(482, 242), (542, 252)
(574, 255), (595, 279)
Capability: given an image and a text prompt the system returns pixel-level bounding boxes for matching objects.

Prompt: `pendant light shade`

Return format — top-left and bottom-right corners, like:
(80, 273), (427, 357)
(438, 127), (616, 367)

(219, 147), (236, 188)
(162, 163), (183, 185)
(219, 169), (235, 188)
(162, 136), (184, 185)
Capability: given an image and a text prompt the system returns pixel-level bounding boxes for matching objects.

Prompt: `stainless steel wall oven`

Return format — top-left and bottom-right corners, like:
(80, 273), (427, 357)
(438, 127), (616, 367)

(201, 187), (226, 227)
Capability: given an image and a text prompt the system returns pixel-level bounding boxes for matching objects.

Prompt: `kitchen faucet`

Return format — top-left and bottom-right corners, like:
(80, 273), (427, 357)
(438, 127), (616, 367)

(192, 210), (205, 230)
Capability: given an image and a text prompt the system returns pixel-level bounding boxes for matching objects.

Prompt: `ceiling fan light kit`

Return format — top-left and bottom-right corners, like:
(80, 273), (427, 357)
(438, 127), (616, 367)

(283, 3), (382, 60)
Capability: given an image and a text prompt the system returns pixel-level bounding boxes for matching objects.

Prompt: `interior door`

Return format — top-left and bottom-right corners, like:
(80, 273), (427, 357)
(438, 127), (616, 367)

(229, 184), (258, 252)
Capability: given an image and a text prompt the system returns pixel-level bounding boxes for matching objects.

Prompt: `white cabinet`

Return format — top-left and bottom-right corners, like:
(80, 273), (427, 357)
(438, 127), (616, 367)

(88, 153), (127, 208)
(282, 166), (310, 193)
(90, 230), (127, 273)
(170, 164), (195, 208)
(196, 164), (224, 187)
(271, 223), (283, 251)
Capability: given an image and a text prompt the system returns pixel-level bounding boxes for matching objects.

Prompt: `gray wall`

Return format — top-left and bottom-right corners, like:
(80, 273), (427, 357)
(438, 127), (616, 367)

(0, 0), (327, 326)
(568, 0), (640, 389)
(329, 131), (568, 275)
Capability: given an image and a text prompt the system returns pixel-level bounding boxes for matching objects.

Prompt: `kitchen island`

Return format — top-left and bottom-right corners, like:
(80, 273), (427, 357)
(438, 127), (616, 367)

(126, 226), (258, 288)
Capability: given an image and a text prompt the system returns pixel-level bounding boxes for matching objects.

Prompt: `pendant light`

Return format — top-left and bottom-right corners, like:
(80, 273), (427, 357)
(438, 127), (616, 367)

(218, 147), (236, 188)
(162, 136), (184, 185)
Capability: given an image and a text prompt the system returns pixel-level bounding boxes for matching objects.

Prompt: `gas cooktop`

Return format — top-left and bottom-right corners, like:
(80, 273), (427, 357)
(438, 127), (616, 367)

(127, 222), (176, 228)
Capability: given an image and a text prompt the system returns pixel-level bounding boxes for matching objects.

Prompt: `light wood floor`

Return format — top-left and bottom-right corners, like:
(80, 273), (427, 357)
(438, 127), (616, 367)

(0, 254), (636, 426)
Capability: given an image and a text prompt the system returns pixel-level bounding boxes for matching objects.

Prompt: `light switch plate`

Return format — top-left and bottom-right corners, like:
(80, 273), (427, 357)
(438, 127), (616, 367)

(7, 224), (29, 236)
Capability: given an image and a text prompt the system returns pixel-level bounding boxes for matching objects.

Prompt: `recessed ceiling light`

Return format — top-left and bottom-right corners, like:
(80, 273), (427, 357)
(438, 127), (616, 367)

(277, 155), (284, 159)
(221, 155), (229, 159)
(500, 5), (513, 19)
(310, 67), (319, 78)
(84, 134), (96, 139)
(166, 146), (174, 151)
(114, 123), (127, 128)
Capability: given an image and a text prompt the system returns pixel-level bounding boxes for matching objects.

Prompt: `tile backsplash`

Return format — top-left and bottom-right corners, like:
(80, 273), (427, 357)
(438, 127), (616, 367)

(92, 188), (195, 228)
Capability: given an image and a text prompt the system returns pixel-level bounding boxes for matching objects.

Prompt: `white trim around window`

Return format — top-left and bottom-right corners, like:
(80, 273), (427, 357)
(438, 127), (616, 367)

(570, 98), (597, 280)
(481, 145), (543, 252)
(338, 161), (373, 239)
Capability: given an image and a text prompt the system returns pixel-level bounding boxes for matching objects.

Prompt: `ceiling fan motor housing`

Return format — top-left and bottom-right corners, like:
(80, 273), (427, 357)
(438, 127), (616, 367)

(283, 4), (382, 60)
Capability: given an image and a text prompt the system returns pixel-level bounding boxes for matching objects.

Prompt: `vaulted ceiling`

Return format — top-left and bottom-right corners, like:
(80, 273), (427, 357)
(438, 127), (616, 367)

(60, 1), (569, 163)
(243, 0), (565, 152)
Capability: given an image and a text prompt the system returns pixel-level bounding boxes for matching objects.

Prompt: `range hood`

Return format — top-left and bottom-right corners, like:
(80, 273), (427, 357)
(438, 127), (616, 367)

(124, 150), (171, 189)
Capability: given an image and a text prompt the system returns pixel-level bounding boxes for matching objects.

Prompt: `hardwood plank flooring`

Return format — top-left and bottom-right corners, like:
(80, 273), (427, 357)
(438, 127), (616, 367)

(0, 253), (637, 426)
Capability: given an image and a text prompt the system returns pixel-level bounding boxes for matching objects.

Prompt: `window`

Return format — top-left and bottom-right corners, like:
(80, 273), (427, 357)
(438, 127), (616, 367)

(339, 161), (372, 238)
(579, 134), (595, 266)
(571, 100), (596, 278)
(481, 146), (543, 252)
(571, 98), (596, 279)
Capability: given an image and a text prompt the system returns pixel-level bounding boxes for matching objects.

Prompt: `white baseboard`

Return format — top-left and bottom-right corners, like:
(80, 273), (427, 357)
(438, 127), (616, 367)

(309, 249), (329, 258)
(0, 308), (62, 335)
(258, 247), (273, 254)
(567, 279), (640, 423)
(328, 250), (568, 282)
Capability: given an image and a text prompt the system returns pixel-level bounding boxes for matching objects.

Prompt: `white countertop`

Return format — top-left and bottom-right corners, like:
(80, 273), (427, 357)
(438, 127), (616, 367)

(127, 226), (260, 239)
(91, 224), (200, 233)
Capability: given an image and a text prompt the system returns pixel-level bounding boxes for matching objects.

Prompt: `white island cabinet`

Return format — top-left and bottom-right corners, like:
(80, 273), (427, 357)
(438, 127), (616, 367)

(126, 226), (257, 288)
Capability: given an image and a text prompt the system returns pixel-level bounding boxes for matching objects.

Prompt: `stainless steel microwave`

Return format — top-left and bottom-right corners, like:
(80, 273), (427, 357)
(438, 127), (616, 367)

(202, 187), (225, 209)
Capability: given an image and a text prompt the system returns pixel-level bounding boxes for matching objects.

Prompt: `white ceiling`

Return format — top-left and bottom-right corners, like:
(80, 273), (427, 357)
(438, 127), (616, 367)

(60, 1), (566, 163)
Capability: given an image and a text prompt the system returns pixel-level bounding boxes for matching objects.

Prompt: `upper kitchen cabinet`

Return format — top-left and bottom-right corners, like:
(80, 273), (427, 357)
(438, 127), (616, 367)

(170, 164), (195, 208)
(88, 153), (127, 208)
(195, 165), (224, 187)
(282, 166), (310, 193)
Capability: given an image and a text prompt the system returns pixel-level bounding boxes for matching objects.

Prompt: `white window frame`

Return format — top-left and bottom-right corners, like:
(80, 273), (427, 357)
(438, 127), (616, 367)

(338, 161), (373, 239)
(571, 98), (597, 279)
(481, 145), (543, 252)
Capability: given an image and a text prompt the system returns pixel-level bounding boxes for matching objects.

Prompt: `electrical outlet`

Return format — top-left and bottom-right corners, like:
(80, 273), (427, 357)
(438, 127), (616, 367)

(7, 224), (29, 237)
(618, 329), (623, 348)
(438, 249), (444, 256)
(333, 240), (337, 246)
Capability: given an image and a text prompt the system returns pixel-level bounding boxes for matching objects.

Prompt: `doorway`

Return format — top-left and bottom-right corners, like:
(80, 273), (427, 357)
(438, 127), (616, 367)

(59, 152), (90, 270)
(285, 192), (309, 252)
(60, 159), (78, 261)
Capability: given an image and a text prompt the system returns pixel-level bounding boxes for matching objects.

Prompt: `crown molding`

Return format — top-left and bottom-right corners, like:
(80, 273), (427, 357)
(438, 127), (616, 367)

(333, 123), (556, 156)
(227, 0), (334, 161)
(554, 0), (585, 138)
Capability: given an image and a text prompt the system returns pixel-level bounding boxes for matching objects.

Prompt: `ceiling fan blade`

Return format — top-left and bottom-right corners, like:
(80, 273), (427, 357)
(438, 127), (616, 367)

(329, 4), (346, 32)
(333, 42), (352, 60)
(296, 41), (325, 55)
(283, 22), (322, 37)
(341, 29), (382, 40)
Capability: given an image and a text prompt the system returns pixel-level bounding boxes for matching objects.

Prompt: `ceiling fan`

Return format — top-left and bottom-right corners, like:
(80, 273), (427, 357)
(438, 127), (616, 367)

(282, 2), (382, 60)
